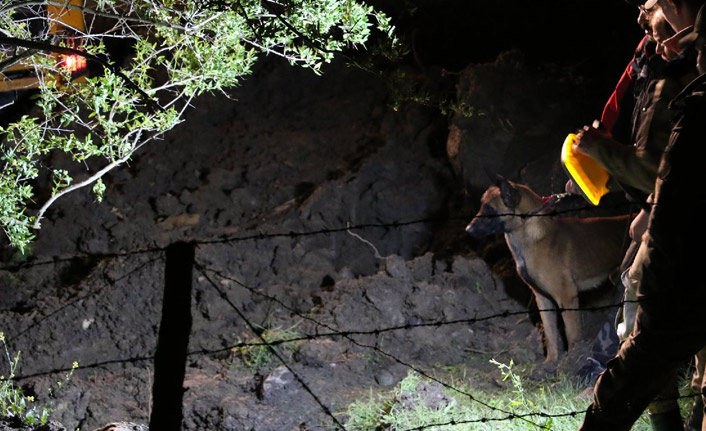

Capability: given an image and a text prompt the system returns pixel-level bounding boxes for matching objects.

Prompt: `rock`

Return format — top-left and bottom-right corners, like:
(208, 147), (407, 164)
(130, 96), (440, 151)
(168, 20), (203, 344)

(259, 366), (301, 401)
(156, 213), (200, 231)
(374, 369), (396, 387)
(383, 255), (412, 281)
(395, 380), (457, 411)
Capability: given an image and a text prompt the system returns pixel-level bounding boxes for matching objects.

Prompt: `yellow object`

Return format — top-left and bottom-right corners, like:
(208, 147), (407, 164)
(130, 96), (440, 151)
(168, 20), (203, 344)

(561, 133), (610, 206)
(47, 0), (86, 33)
(0, 0), (86, 93)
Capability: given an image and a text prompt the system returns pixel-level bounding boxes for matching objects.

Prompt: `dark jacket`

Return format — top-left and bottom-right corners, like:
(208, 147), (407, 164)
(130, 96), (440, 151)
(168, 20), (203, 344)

(638, 71), (706, 319)
(578, 72), (706, 431)
(592, 37), (698, 204)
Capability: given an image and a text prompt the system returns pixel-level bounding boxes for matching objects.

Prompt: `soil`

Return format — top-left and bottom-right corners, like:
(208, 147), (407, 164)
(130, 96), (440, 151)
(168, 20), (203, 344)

(0, 52), (621, 431)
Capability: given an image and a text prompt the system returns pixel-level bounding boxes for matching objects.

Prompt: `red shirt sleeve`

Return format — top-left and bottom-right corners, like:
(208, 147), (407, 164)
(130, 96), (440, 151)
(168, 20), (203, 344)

(600, 34), (651, 134)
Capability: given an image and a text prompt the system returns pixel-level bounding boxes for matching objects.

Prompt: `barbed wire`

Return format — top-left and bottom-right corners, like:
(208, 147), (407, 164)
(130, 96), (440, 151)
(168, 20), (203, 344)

(1, 197), (683, 430)
(196, 265), (637, 349)
(194, 263), (702, 430)
(5, 253), (165, 344)
(0, 245), (164, 272)
(6, 288), (636, 371)
(10, 294), (641, 377)
(193, 262), (547, 430)
(5, 253), (701, 430)
(399, 411), (581, 431)
(398, 390), (705, 431)
(13, 355), (156, 380)
(0, 198), (634, 272)
(195, 262), (347, 430)
(397, 391), (692, 431)
(194, 261), (699, 430)
(5, 254), (638, 369)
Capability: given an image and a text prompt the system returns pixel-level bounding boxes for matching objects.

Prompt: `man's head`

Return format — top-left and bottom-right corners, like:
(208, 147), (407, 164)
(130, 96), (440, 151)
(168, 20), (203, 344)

(656, 0), (706, 32)
(637, 0), (659, 30)
(651, 8), (680, 59)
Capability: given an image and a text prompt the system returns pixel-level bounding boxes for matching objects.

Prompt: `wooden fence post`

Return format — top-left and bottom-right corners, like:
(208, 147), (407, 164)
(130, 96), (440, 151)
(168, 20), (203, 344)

(149, 241), (195, 431)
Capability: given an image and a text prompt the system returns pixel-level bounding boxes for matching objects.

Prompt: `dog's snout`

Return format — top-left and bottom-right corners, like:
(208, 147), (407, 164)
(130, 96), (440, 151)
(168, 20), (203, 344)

(465, 220), (484, 239)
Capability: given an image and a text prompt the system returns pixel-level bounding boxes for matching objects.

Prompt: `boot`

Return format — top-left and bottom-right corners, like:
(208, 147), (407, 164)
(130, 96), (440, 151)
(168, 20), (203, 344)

(647, 408), (683, 431)
(684, 397), (704, 431)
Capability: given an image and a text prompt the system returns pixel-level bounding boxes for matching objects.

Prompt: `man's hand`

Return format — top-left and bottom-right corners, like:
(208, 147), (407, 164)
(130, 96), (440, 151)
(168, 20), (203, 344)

(574, 125), (613, 159)
(630, 194), (654, 241)
(565, 179), (580, 195)
(630, 209), (650, 241)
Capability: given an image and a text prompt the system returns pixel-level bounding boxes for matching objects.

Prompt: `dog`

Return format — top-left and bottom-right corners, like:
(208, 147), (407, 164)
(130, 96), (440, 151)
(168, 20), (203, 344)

(466, 176), (629, 363)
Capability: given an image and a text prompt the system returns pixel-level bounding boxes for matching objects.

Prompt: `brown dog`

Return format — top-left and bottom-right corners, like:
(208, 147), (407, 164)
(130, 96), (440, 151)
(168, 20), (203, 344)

(466, 177), (629, 363)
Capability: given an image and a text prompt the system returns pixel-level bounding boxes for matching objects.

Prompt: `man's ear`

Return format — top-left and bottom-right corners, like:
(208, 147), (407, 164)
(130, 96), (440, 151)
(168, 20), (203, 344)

(495, 175), (521, 209)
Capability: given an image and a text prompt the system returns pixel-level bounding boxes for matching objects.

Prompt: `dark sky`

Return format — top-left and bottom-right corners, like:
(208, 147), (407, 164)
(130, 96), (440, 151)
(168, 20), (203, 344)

(374, 0), (645, 102)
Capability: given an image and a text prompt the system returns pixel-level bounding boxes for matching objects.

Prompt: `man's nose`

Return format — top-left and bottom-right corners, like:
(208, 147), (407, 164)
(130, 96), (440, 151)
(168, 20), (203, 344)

(637, 10), (648, 26)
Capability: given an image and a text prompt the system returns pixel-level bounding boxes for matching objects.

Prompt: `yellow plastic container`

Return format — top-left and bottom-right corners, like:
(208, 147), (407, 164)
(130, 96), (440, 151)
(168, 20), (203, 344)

(561, 133), (610, 206)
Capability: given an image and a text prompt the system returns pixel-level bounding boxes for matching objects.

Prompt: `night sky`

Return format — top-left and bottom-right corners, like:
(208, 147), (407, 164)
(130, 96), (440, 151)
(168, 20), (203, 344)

(373, 0), (645, 108)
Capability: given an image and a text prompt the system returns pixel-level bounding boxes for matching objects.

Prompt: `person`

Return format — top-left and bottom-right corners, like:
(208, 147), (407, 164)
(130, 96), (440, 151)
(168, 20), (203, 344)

(568, 0), (694, 298)
(569, 0), (697, 231)
(654, 4), (706, 429)
(567, 0), (681, 199)
(570, 2), (701, 430)
(577, 1), (706, 430)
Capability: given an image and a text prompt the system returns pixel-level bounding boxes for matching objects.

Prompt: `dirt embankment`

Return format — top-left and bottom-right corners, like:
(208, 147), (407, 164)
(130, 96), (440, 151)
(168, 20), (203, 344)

(1, 52), (619, 430)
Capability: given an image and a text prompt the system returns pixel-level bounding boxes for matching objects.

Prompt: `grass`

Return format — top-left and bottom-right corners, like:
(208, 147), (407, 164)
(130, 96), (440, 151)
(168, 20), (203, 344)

(229, 324), (303, 371)
(342, 358), (675, 431)
(0, 331), (51, 426)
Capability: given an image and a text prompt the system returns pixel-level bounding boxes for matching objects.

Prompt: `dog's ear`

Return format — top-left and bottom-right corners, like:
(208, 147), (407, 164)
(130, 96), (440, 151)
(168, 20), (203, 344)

(496, 175), (521, 209)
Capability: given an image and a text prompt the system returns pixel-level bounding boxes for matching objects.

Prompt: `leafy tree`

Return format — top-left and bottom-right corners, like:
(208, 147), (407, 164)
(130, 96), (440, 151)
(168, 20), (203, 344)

(0, 0), (397, 252)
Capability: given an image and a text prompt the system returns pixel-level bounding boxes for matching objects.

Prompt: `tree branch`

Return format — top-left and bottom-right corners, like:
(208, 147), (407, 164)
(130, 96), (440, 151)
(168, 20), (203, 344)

(0, 1), (189, 31)
(32, 152), (131, 229)
(261, 0), (336, 55)
(0, 48), (38, 72)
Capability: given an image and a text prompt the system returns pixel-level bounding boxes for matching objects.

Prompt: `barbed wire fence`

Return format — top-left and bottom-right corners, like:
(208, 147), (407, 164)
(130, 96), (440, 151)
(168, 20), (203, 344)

(0, 199), (634, 272)
(1, 205), (700, 430)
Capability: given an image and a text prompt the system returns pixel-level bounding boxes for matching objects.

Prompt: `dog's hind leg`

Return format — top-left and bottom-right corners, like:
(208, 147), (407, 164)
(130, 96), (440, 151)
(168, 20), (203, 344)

(534, 292), (562, 363)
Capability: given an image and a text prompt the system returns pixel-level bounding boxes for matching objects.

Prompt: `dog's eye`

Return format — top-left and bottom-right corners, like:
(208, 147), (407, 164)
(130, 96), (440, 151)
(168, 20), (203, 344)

(481, 206), (498, 217)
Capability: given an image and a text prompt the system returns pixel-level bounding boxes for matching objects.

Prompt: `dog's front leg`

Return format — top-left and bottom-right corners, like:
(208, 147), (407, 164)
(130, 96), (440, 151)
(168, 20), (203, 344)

(534, 292), (562, 363)
(559, 292), (581, 352)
